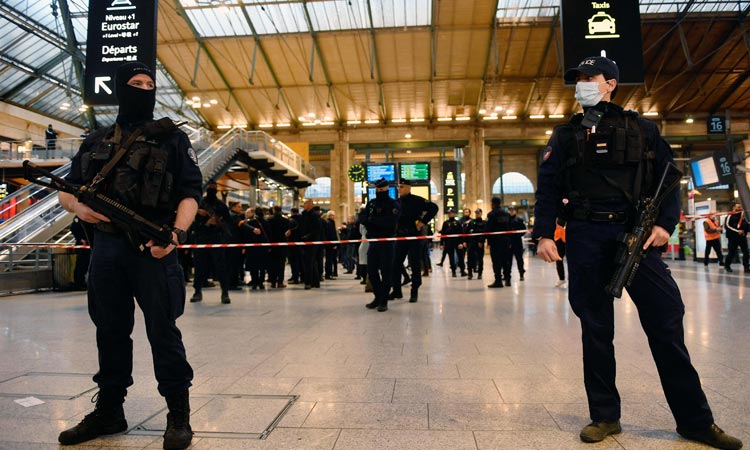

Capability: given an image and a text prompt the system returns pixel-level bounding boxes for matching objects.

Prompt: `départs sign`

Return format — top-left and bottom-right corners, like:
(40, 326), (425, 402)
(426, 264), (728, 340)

(84, 0), (157, 105)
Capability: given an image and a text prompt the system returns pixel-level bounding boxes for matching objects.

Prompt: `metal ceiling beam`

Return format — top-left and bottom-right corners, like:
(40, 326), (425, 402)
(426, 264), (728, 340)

(365, 0), (387, 121)
(522, 14), (558, 117)
(475, 0), (502, 119)
(662, 5), (750, 115)
(173, 0), (253, 127)
(709, 69), (750, 113)
(0, 54), (80, 96)
(58, 0), (96, 128)
(429, 0), (437, 121)
(155, 60), (210, 129)
(0, 51), (69, 100)
(0, 3), (84, 62)
(301, 1), (341, 123)
(237, 0), (298, 127)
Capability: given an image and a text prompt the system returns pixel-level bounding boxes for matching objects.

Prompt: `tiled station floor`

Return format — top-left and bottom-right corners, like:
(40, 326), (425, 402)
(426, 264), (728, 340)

(0, 255), (748, 449)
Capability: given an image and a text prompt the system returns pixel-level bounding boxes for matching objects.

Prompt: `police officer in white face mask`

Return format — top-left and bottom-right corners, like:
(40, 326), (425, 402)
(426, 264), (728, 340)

(533, 56), (742, 450)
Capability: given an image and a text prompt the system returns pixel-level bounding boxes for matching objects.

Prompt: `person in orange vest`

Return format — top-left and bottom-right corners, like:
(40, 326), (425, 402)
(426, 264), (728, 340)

(554, 218), (567, 287)
(703, 213), (723, 267)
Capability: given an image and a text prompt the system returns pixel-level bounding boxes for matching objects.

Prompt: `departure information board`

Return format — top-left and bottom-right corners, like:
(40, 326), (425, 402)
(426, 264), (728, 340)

(399, 162), (430, 182)
(366, 164), (396, 182)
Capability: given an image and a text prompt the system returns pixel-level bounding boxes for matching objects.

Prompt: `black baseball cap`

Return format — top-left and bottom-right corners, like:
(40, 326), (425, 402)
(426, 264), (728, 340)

(447, 208), (456, 214)
(398, 178), (412, 186)
(564, 56), (619, 83)
(375, 177), (389, 188)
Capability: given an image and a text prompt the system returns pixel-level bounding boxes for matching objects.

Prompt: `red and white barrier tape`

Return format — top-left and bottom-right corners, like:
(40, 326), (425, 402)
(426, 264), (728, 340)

(2, 229), (531, 250)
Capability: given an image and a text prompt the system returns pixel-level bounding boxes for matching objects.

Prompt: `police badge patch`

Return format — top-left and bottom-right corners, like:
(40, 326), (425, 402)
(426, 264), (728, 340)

(187, 147), (199, 166)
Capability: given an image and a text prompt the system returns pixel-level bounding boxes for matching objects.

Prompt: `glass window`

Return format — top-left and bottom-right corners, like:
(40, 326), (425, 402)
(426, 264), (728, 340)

(492, 172), (534, 195)
(306, 177), (331, 198)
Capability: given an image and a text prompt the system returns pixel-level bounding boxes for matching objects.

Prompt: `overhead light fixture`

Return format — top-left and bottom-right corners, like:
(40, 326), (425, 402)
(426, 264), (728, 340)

(549, 114), (565, 119)
(685, 117), (694, 124)
(364, 119), (379, 124)
(298, 116), (307, 122)
(209, 99), (218, 105)
(193, 103), (201, 109)
(529, 115), (545, 119)
(202, 103), (211, 108)
(643, 111), (659, 117)
(478, 109), (487, 114)
(308, 112), (316, 118)
(406, 150), (412, 154)
(259, 123), (273, 128)
(347, 120), (362, 125)
(302, 122), (317, 127)
(192, 96), (200, 102)
(392, 118), (407, 123)
(235, 124), (248, 128)
(409, 118), (425, 123)
(545, 130), (552, 135)
(320, 121), (335, 126)
(494, 106), (503, 112)
(505, 109), (515, 115)
(276, 123), (291, 127)
(405, 133), (412, 139)
(501, 115), (518, 120)
(482, 116), (498, 121)
(217, 125), (231, 129)
(60, 105), (69, 110)
(437, 117), (453, 122)
(455, 116), (471, 121)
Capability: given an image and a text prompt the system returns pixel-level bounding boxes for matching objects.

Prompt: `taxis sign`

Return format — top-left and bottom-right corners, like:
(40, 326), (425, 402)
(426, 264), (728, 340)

(561, 0), (644, 84)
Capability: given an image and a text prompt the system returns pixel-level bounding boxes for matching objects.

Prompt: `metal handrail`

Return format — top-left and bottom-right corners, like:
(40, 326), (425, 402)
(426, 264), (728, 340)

(0, 138), (83, 161)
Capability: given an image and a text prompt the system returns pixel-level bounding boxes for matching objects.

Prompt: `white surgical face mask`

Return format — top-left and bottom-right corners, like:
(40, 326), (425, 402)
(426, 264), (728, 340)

(575, 81), (607, 107)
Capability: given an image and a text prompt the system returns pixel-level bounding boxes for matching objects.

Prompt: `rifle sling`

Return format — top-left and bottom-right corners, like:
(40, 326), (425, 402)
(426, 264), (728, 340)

(89, 124), (143, 191)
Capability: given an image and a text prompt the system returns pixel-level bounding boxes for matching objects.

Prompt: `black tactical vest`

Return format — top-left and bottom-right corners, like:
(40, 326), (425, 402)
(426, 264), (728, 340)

(561, 110), (655, 204)
(80, 119), (177, 211)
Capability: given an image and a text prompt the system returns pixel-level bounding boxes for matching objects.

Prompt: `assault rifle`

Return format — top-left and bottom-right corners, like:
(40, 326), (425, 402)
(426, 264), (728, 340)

(23, 161), (176, 252)
(605, 162), (681, 298)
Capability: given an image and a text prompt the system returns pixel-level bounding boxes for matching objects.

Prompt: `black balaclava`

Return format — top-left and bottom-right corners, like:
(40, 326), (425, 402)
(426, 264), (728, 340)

(115, 62), (156, 126)
(375, 189), (389, 199)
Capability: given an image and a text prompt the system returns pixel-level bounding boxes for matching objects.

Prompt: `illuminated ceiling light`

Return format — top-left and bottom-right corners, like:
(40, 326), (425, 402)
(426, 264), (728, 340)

(549, 114), (565, 119)
(392, 118), (407, 123)
(364, 119), (379, 124)
(202, 103), (211, 108)
(455, 116), (471, 121)
(209, 99), (218, 105)
(437, 117), (453, 122)
(643, 111), (659, 116)
(494, 106), (503, 112)
(505, 109), (515, 115)
(347, 120), (362, 125)
(259, 123), (273, 128)
(192, 96), (200, 102)
(406, 150), (412, 154)
(323, 116), (332, 121)
(501, 115), (518, 120)
(270, 138), (276, 143)
(276, 123), (291, 127)
(529, 114), (546, 119)
(478, 109), (487, 114)
(193, 103), (201, 109)
(320, 121), (335, 125)
(545, 130), (553, 135)
(298, 116), (307, 122)
(482, 116), (498, 121)
(62, 102), (70, 107)
(302, 122), (317, 127)
(685, 117), (694, 124)
(217, 125), (231, 129)
(405, 133), (412, 139)
(307, 112), (316, 118)
(409, 118), (425, 123)
(60, 105), (69, 110)
(235, 124), (248, 128)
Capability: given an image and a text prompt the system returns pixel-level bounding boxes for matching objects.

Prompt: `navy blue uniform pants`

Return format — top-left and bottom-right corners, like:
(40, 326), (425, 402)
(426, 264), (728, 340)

(193, 247), (229, 291)
(726, 235), (749, 269)
(392, 240), (422, 294)
(88, 232), (193, 397)
(368, 242), (394, 305)
(566, 220), (713, 429)
(488, 237), (511, 282)
(467, 244), (484, 275)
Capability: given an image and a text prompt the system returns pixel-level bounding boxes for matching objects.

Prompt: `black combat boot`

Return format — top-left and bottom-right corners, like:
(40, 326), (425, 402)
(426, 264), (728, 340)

(163, 390), (193, 450)
(221, 290), (231, 304)
(59, 388), (127, 445)
(189, 290), (202, 302)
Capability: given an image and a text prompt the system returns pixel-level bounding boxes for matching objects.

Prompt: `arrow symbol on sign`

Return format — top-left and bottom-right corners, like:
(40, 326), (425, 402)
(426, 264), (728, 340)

(94, 76), (112, 95)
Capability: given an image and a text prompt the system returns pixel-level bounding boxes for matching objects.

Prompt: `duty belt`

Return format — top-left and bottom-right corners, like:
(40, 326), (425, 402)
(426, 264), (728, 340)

(571, 209), (628, 223)
(95, 221), (122, 234)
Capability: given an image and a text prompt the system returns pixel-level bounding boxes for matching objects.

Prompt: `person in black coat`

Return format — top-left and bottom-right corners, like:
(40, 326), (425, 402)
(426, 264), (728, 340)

(191, 180), (232, 303)
(363, 178), (401, 311)
(324, 211), (339, 279)
(242, 207), (270, 290)
(287, 207), (303, 284)
(390, 178), (438, 302)
(298, 199), (323, 289)
(507, 205), (526, 281)
(227, 202), (246, 290)
(439, 209), (464, 277)
(724, 202), (750, 273)
(485, 197), (512, 288)
(267, 205), (290, 287)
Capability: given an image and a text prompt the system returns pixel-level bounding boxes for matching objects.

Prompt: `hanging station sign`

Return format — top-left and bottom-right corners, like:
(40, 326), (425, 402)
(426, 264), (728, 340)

(442, 161), (460, 212)
(84, 0), (158, 105)
(561, 0), (644, 84)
